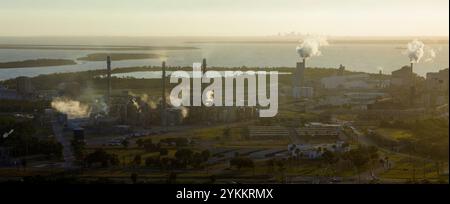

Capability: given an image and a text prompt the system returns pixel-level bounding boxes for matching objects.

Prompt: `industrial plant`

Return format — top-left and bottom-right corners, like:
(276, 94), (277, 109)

(0, 38), (448, 185)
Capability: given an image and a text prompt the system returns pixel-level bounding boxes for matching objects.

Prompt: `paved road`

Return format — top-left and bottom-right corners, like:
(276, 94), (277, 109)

(52, 120), (75, 169)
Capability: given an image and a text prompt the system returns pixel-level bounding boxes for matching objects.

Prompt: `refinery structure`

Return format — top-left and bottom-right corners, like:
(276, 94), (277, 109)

(0, 38), (448, 184)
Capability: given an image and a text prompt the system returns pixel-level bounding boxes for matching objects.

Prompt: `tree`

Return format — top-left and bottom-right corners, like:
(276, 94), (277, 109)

(322, 150), (339, 176)
(121, 139), (129, 149)
(266, 159), (275, 173)
(210, 175), (216, 184)
(240, 128), (250, 140)
(145, 156), (160, 168)
(71, 139), (85, 161)
(223, 127), (231, 139)
(367, 146), (379, 178)
(200, 150), (211, 162)
(133, 154), (142, 166)
(159, 148), (169, 156)
(130, 173), (138, 184)
(230, 157), (254, 171)
(167, 172), (177, 184)
(84, 149), (119, 168)
(175, 149), (193, 167)
(136, 139), (144, 148)
(344, 146), (373, 183)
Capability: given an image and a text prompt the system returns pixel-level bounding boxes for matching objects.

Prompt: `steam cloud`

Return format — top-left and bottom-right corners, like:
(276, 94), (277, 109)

(51, 97), (91, 119)
(296, 36), (329, 59)
(377, 66), (384, 73)
(2, 129), (14, 139)
(130, 92), (158, 110)
(407, 39), (425, 63)
(424, 49), (437, 63)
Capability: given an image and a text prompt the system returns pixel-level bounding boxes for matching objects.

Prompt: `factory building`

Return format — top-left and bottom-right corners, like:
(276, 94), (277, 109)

(0, 77), (36, 100)
(0, 85), (23, 100)
(426, 68), (449, 92)
(390, 65), (415, 87)
(248, 126), (290, 140)
(295, 122), (342, 139)
(16, 76), (34, 95)
(288, 141), (349, 159)
(321, 74), (374, 89)
(424, 68), (449, 107)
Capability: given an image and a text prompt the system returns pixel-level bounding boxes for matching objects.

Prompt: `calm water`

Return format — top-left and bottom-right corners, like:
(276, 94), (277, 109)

(0, 37), (448, 81)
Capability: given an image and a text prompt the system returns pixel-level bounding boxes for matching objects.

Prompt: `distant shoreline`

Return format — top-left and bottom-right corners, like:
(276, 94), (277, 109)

(0, 59), (76, 69)
(0, 45), (198, 51)
(185, 39), (449, 44)
(77, 53), (163, 61)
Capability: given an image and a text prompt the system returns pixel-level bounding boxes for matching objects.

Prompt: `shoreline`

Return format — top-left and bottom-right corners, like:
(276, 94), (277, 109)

(0, 59), (77, 69)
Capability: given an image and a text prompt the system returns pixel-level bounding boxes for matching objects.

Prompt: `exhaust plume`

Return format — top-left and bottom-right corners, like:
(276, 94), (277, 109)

(424, 49), (437, 63)
(129, 92), (158, 110)
(296, 36), (329, 59)
(2, 129), (14, 139)
(51, 97), (91, 119)
(377, 66), (383, 74)
(407, 39), (425, 63)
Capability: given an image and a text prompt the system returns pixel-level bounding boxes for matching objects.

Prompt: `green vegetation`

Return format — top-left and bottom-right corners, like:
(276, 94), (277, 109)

(0, 99), (50, 112)
(0, 59), (76, 68)
(373, 119), (449, 160)
(375, 128), (413, 141)
(0, 116), (62, 158)
(84, 149), (120, 168)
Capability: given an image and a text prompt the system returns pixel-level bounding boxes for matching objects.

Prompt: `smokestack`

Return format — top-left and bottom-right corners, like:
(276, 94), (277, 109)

(161, 61), (167, 129)
(293, 59), (306, 88)
(202, 58), (207, 74)
(299, 58), (306, 86)
(201, 58), (207, 108)
(106, 56), (112, 106)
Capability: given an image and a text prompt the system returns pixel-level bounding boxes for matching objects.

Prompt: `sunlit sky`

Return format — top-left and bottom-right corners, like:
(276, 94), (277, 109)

(0, 0), (448, 36)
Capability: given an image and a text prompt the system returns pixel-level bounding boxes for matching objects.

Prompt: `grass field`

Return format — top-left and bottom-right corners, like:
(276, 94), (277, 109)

(375, 128), (413, 141)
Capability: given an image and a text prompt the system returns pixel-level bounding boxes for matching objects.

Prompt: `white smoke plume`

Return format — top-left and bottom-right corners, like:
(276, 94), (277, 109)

(179, 106), (189, 118)
(424, 49), (437, 63)
(139, 93), (158, 109)
(2, 129), (14, 139)
(377, 66), (384, 74)
(92, 98), (108, 114)
(296, 36), (329, 59)
(131, 98), (139, 109)
(129, 92), (158, 110)
(51, 97), (91, 119)
(407, 39), (425, 63)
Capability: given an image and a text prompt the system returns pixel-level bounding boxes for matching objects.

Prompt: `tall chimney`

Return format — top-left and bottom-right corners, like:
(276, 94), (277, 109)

(161, 61), (167, 129)
(202, 58), (207, 74)
(106, 56), (112, 106)
(201, 58), (207, 108)
(299, 58), (306, 86)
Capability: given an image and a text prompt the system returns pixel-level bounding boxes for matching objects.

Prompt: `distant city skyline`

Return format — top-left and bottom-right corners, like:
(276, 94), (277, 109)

(0, 0), (448, 37)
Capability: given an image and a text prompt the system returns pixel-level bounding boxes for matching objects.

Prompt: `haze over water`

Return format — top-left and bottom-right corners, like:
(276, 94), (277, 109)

(0, 37), (448, 81)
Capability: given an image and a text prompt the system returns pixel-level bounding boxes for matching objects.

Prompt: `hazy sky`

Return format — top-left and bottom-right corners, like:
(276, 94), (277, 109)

(0, 0), (448, 36)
